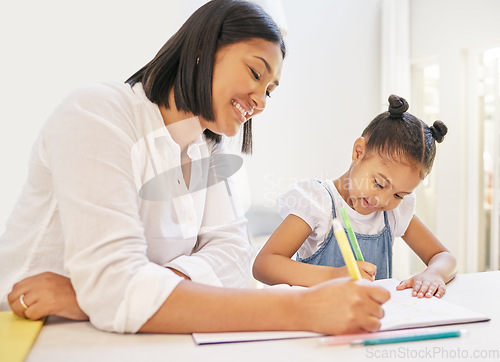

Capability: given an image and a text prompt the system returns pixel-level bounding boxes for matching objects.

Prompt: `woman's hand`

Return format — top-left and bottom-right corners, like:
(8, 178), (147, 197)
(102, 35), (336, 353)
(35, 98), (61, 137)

(8, 268), (190, 321)
(396, 269), (446, 298)
(301, 278), (390, 334)
(8, 272), (88, 321)
(334, 261), (377, 281)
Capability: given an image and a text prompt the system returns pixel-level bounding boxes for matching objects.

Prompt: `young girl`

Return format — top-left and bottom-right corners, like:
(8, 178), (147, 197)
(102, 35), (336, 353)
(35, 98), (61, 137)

(253, 94), (457, 298)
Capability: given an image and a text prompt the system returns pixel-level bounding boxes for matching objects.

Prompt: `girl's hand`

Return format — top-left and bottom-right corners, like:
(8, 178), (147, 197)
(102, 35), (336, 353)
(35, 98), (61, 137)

(336, 261), (377, 281)
(8, 272), (88, 321)
(396, 269), (446, 298)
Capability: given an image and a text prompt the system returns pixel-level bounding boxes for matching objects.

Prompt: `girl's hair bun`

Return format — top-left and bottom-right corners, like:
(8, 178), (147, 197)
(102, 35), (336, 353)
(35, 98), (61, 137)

(430, 120), (448, 143)
(388, 94), (409, 119)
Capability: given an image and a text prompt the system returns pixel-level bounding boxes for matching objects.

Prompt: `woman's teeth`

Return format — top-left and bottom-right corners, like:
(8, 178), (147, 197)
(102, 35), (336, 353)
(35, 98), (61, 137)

(232, 100), (253, 118)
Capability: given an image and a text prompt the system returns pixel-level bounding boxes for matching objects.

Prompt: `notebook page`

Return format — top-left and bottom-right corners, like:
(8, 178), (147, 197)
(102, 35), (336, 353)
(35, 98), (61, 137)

(374, 279), (490, 331)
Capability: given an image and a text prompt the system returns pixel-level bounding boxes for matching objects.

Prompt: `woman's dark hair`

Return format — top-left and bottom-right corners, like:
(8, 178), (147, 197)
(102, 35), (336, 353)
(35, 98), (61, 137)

(126, 0), (286, 154)
(361, 94), (448, 178)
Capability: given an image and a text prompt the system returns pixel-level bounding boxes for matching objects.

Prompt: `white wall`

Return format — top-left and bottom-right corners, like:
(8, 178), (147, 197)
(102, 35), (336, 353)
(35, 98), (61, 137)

(0, 0), (203, 232)
(0, 0), (382, 232)
(245, 0), (382, 210)
(410, 0), (500, 272)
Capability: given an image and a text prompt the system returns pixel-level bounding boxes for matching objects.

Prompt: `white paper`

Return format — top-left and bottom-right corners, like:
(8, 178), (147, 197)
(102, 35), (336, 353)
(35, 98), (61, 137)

(192, 279), (490, 345)
(374, 278), (490, 331)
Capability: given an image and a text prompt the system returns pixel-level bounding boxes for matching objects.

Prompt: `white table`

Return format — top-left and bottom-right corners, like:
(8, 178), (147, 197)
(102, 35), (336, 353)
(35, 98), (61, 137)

(26, 271), (500, 362)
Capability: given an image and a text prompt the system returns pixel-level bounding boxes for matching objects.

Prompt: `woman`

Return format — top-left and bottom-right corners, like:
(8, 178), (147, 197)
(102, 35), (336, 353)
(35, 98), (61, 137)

(2, 0), (389, 335)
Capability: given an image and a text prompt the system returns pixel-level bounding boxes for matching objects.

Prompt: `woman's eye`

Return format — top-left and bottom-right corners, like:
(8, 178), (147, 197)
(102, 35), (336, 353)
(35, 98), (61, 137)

(250, 68), (261, 80)
(394, 194), (404, 200)
(266, 90), (271, 98)
(374, 180), (384, 189)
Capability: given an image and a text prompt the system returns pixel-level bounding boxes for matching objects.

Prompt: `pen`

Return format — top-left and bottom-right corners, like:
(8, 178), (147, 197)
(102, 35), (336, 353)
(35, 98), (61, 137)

(350, 330), (464, 346)
(339, 208), (364, 261)
(332, 218), (362, 281)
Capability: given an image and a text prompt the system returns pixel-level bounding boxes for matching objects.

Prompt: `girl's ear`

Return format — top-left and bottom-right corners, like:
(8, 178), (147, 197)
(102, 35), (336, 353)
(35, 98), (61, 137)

(352, 137), (367, 162)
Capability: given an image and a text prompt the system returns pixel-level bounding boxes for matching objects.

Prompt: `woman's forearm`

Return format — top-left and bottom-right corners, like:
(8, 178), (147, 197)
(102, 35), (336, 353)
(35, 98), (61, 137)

(139, 278), (390, 335)
(139, 280), (300, 333)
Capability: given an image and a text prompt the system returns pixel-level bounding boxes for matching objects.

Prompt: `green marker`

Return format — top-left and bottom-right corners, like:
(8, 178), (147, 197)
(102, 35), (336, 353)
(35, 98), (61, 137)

(339, 208), (364, 261)
(350, 330), (463, 346)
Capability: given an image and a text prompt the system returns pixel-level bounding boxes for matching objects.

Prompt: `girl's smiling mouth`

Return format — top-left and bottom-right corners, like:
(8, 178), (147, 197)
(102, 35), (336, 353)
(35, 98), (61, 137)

(363, 197), (378, 211)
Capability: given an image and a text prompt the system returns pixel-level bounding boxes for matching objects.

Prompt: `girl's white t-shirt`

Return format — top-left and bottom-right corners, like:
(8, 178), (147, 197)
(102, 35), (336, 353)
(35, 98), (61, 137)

(277, 179), (416, 259)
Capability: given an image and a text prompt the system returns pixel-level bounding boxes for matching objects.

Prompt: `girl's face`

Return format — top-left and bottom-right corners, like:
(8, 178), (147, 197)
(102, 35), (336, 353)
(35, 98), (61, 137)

(343, 137), (423, 215)
(199, 38), (283, 137)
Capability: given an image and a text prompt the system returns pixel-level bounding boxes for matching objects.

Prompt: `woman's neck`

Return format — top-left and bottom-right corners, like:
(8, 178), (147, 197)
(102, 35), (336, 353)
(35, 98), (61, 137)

(159, 91), (204, 152)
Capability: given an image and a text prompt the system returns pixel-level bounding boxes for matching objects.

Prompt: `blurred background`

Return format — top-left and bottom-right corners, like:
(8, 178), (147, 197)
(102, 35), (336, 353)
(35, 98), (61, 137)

(1, 0), (499, 279)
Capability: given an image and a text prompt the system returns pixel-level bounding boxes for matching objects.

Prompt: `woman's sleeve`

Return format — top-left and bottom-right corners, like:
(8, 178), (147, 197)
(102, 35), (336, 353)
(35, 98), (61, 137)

(164, 146), (254, 289)
(45, 86), (183, 333)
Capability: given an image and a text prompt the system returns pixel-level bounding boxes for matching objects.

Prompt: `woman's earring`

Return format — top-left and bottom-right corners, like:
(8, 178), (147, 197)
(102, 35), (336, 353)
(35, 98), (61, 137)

(196, 57), (200, 65)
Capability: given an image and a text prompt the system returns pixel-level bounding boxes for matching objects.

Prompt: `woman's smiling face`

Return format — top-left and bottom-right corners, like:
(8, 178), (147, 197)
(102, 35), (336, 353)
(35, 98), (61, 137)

(200, 38), (283, 137)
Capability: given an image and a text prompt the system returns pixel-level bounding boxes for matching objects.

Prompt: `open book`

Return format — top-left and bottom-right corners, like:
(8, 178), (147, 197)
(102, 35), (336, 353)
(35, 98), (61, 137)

(192, 279), (490, 345)
(373, 278), (489, 331)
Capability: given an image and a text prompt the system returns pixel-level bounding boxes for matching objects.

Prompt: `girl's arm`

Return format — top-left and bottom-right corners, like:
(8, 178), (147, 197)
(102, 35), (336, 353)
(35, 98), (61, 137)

(252, 214), (376, 287)
(399, 215), (458, 298)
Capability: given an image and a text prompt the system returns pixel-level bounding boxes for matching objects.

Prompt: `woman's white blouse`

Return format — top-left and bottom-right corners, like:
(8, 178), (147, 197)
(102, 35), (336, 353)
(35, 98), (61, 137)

(0, 82), (253, 333)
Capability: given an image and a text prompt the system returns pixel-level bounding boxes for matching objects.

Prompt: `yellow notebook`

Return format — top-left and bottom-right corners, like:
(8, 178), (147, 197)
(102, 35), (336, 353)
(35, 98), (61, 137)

(0, 311), (45, 362)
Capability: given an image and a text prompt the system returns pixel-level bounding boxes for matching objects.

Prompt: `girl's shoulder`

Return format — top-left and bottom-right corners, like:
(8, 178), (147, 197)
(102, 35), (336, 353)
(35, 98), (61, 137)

(392, 192), (417, 217)
(278, 180), (333, 210)
(388, 193), (417, 237)
(277, 180), (333, 230)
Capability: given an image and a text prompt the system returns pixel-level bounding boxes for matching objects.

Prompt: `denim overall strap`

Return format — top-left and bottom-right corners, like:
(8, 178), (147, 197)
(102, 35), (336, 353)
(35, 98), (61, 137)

(296, 184), (393, 280)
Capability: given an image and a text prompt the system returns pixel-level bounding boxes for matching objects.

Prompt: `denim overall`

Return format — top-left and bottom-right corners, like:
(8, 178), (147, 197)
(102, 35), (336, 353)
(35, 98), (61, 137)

(296, 186), (393, 280)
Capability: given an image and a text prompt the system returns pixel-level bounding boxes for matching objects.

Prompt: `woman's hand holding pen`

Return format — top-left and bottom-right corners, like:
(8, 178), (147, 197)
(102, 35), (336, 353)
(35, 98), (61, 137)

(396, 269), (446, 298)
(299, 277), (390, 335)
